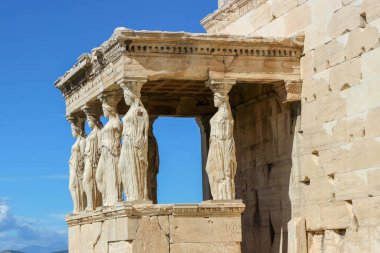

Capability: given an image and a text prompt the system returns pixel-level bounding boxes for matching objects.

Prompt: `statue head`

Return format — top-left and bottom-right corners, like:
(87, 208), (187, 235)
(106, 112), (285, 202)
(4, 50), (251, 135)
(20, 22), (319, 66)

(82, 105), (103, 130)
(119, 78), (146, 106)
(213, 92), (227, 108)
(98, 91), (121, 118)
(206, 79), (235, 109)
(67, 116), (86, 138)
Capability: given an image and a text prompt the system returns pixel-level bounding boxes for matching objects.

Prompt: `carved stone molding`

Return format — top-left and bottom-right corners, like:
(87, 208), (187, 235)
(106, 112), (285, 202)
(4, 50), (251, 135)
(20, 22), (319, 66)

(66, 202), (245, 226)
(273, 80), (302, 103)
(201, 0), (268, 33)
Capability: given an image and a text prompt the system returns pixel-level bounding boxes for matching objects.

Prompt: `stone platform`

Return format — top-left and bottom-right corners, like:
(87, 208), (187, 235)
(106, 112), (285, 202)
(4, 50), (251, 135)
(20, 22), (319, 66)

(66, 201), (245, 253)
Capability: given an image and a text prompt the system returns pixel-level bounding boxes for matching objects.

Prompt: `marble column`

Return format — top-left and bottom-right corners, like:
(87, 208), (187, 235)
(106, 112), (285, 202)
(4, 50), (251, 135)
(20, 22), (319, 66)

(205, 78), (237, 200)
(96, 91), (122, 207)
(82, 105), (103, 210)
(67, 115), (87, 213)
(118, 78), (150, 202)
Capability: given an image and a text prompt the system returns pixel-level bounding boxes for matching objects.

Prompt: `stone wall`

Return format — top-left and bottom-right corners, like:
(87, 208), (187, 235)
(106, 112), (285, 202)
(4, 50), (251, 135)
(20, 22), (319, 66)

(229, 84), (298, 252)
(67, 202), (245, 253)
(204, 0), (380, 252)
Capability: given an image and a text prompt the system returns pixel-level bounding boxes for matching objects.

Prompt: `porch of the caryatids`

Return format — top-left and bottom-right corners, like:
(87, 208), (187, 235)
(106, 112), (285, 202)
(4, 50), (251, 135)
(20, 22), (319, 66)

(67, 115), (87, 213)
(96, 91), (122, 207)
(205, 78), (237, 200)
(118, 77), (150, 202)
(82, 105), (103, 211)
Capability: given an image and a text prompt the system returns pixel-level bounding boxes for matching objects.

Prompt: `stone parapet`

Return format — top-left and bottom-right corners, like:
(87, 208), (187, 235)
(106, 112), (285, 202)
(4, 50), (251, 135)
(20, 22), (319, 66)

(66, 201), (245, 253)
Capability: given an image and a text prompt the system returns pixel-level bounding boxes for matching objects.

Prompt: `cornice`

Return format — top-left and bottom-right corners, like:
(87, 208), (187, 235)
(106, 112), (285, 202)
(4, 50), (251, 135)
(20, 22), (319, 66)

(66, 202), (246, 227)
(201, 0), (268, 33)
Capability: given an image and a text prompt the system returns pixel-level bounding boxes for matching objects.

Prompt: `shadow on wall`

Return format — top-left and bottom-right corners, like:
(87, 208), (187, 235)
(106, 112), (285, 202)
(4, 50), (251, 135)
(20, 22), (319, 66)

(231, 83), (300, 253)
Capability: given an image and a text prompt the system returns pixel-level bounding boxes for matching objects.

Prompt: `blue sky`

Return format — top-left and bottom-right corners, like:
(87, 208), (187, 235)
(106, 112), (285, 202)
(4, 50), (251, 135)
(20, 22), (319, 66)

(0, 1), (216, 251)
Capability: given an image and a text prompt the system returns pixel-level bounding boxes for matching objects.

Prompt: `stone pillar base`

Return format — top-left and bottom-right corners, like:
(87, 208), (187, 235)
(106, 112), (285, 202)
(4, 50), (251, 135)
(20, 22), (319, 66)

(66, 201), (245, 253)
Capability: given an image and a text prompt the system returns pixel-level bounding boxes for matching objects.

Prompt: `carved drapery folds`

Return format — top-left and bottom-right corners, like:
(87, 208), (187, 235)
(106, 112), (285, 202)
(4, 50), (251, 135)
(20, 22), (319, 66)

(96, 91), (122, 206)
(205, 79), (237, 200)
(82, 105), (103, 211)
(118, 77), (150, 202)
(67, 115), (86, 213)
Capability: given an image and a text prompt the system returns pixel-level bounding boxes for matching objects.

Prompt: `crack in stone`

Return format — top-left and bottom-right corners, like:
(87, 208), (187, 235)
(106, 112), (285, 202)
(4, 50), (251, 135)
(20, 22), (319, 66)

(93, 222), (103, 249)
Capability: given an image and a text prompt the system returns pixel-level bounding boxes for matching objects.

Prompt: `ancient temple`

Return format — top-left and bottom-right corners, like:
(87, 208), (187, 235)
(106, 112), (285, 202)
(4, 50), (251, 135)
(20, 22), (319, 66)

(55, 0), (380, 252)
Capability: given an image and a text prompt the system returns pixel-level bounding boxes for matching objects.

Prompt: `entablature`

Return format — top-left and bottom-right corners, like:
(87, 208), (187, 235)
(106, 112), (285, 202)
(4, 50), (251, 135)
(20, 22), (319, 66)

(54, 28), (303, 116)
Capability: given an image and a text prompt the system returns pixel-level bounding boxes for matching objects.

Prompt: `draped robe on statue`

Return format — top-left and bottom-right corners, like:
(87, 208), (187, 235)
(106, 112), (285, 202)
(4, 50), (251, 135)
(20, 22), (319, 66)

(69, 137), (85, 212)
(119, 102), (149, 201)
(206, 105), (237, 200)
(96, 118), (122, 206)
(83, 127), (102, 209)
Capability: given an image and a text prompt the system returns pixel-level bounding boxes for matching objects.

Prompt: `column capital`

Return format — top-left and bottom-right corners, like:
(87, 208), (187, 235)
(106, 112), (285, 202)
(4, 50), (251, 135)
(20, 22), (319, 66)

(205, 78), (236, 95)
(97, 90), (122, 107)
(273, 79), (302, 103)
(117, 76), (148, 98)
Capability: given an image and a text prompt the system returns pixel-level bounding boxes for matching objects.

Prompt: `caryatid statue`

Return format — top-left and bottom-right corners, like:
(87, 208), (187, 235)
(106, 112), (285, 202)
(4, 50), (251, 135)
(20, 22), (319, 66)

(148, 117), (159, 204)
(96, 91), (122, 206)
(118, 79), (149, 202)
(82, 105), (103, 211)
(68, 116), (86, 213)
(205, 79), (237, 200)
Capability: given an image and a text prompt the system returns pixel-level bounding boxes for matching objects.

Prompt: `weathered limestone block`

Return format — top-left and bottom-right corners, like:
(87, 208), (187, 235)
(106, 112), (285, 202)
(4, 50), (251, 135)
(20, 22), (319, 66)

(250, 3), (274, 32)
(285, 3), (312, 36)
(304, 0), (342, 52)
(133, 216), (169, 253)
(330, 58), (361, 92)
(107, 217), (138, 241)
(300, 51), (315, 81)
(108, 241), (132, 253)
(300, 201), (352, 231)
(340, 227), (371, 253)
(367, 167), (380, 196)
(348, 139), (380, 171)
(287, 217), (307, 253)
(365, 107), (380, 138)
(335, 169), (368, 201)
(328, 4), (362, 38)
(345, 27), (379, 60)
(170, 242), (241, 253)
(272, 0), (298, 18)
(361, 47), (380, 81)
(169, 216), (242, 243)
(353, 196), (380, 226)
(324, 230), (343, 253)
(362, 0), (380, 22)
(370, 226), (380, 251)
(314, 39), (345, 72)
(305, 177), (335, 205)
(68, 225), (81, 253)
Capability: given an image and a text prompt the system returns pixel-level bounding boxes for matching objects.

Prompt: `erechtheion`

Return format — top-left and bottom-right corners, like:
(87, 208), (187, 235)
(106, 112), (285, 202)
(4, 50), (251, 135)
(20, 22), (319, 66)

(55, 0), (380, 252)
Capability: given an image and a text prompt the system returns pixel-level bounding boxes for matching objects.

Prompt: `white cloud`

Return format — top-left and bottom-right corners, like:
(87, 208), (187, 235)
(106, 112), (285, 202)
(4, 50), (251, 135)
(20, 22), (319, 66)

(0, 199), (67, 252)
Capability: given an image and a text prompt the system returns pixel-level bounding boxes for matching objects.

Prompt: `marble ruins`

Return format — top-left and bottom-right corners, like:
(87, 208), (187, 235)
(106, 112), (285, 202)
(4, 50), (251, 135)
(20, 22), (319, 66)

(55, 0), (380, 252)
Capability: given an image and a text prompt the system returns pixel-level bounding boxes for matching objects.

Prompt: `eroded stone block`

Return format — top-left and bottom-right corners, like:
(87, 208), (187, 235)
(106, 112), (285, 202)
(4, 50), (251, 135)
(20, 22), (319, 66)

(169, 216), (242, 243)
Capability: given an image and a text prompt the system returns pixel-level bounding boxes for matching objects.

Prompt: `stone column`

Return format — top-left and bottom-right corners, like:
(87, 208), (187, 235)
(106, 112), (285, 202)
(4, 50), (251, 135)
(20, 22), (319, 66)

(82, 105), (103, 210)
(96, 91), (122, 207)
(67, 115), (87, 213)
(148, 116), (159, 204)
(118, 77), (150, 202)
(205, 78), (237, 200)
(196, 116), (212, 201)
